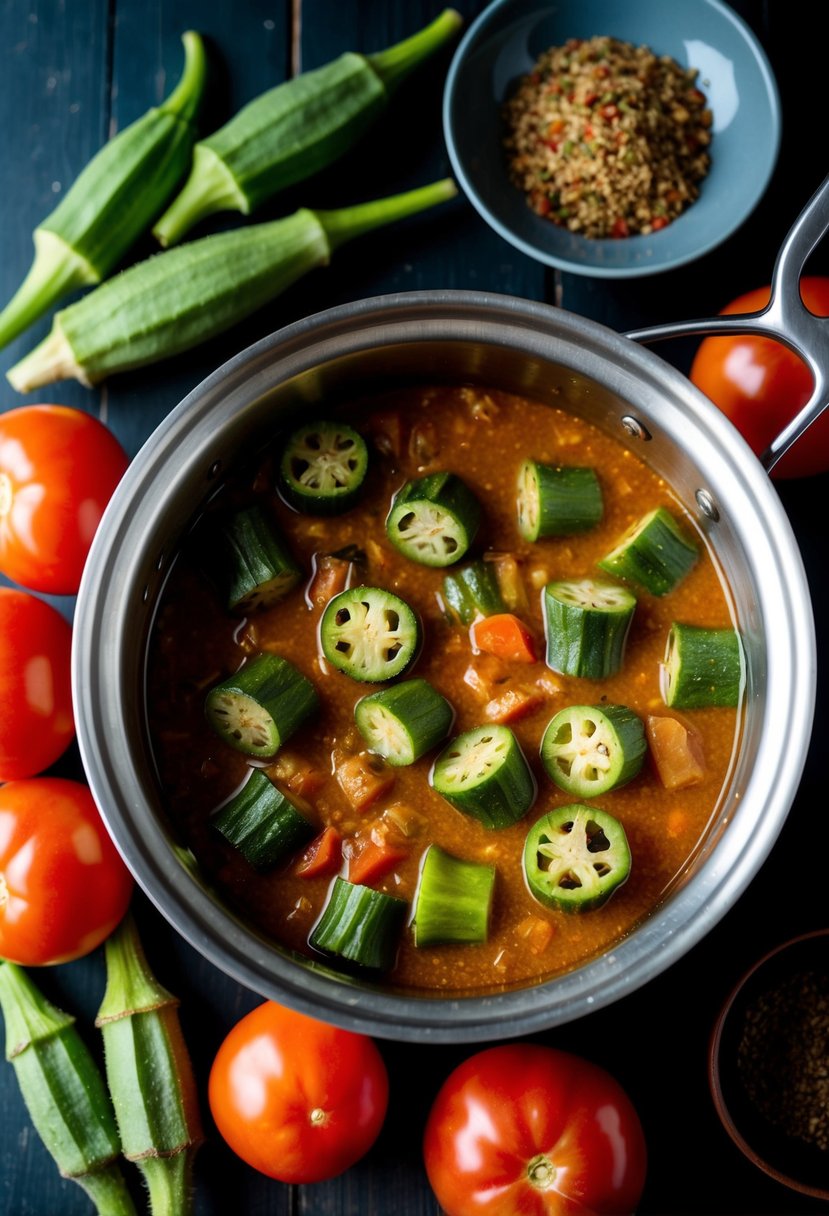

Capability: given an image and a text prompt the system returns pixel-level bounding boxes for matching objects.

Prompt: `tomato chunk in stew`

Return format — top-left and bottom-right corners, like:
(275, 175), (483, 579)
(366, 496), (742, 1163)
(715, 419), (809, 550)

(147, 386), (739, 993)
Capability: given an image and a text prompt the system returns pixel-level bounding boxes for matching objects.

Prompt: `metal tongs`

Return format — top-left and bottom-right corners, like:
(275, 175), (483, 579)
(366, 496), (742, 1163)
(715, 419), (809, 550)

(627, 171), (829, 473)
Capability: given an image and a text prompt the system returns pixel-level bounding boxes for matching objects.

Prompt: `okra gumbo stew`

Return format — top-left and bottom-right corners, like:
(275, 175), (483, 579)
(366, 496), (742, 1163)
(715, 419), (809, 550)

(147, 385), (742, 994)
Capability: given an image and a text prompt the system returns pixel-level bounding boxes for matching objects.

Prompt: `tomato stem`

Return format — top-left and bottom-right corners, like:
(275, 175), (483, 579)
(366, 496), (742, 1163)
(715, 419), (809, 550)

(527, 1153), (557, 1190)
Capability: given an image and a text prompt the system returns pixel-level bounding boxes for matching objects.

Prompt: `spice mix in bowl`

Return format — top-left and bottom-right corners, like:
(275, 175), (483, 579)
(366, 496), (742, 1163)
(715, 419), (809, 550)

(443, 0), (781, 276)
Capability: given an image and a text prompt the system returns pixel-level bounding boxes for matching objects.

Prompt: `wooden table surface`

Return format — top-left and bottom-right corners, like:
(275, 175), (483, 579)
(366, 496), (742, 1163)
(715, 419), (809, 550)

(1, 1), (828, 1213)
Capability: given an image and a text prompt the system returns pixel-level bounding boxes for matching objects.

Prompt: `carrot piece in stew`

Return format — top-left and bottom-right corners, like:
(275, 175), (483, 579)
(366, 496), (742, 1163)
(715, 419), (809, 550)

(646, 715), (706, 790)
(348, 838), (407, 886)
(295, 826), (343, 878)
(335, 752), (395, 810)
(472, 614), (537, 663)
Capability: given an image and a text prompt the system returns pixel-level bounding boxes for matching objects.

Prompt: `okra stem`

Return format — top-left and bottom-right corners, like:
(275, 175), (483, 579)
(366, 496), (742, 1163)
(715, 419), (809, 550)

(367, 8), (462, 92)
(0, 30), (206, 352)
(8, 178), (457, 392)
(0, 962), (136, 1216)
(315, 177), (458, 251)
(96, 914), (203, 1216)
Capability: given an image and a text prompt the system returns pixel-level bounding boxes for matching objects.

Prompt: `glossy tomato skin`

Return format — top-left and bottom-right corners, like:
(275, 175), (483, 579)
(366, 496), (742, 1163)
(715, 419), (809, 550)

(423, 1045), (647, 1216)
(208, 1001), (388, 1184)
(0, 777), (133, 965)
(0, 403), (128, 594)
(0, 587), (74, 780)
(689, 277), (829, 478)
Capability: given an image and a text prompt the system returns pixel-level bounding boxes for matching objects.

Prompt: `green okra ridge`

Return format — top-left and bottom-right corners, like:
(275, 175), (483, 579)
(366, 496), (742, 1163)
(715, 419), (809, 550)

(97, 914), (177, 1024)
(0, 960), (75, 1059)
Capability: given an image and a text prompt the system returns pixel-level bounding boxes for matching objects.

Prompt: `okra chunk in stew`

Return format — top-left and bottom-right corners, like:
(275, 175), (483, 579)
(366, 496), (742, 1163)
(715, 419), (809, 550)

(147, 385), (741, 993)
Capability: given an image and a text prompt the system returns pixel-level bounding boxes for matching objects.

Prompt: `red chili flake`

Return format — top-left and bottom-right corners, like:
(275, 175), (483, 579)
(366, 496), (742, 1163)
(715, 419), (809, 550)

(584, 124), (594, 139)
(584, 92), (598, 106)
(535, 196), (552, 217)
(611, 218), (629, 238)
(651, 216), (669, 231)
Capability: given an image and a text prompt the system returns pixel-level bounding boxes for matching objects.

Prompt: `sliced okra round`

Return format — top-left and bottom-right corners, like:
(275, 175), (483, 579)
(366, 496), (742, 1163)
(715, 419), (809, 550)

(540, 704), (646, 797)
(320, 586), (421, 682)
(354, 678), (453, 765)
(517, 461), (603, 541)
(412, 844), (495, 947)
(598, 505), (698, 596)
(278, 420), (369, 515)
(430, 724), (536, 830)
(523, 804), (631, 913)
(542, 577), (636, 679)
(386, 471), (480, 567)
(661, 622), (743, 708)
(205, 652), (318, 758)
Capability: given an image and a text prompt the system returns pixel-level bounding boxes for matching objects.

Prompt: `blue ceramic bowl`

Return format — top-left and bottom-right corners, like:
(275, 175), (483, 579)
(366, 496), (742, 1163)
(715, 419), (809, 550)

(443, 0), (781, 277)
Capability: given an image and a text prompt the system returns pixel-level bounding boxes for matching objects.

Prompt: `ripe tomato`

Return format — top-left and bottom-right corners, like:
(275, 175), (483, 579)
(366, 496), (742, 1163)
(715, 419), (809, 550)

(0, 587), (74, 780)
(208, 1001), (388, 1184)
(689, 277), (829, 478)
(0, 403), (128, 594)
(0, 777), (133, 965)
(423, 1044), (647, 1216)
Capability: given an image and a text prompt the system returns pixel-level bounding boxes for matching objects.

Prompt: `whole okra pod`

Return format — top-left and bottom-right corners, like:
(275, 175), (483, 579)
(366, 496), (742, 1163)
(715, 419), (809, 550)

(8, 176), (457, 392)
(0, 961), (137, 1216)
(0, 30), (206, 352)
(95, 914), (203, 1216)
(153, 8), (462, 247)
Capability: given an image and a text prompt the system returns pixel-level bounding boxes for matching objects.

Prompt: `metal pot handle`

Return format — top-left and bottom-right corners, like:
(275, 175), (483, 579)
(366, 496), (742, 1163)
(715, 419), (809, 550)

(625, 171), (829, 472)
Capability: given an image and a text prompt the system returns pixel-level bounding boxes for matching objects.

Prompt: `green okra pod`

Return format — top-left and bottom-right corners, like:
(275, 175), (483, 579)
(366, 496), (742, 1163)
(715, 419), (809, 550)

(0, 30), (206, 352)
(0, 961), (136, 1216)
(96, 914), (203, 1216)
(8, 176), (457, 392)
(153, 8), (462, 246)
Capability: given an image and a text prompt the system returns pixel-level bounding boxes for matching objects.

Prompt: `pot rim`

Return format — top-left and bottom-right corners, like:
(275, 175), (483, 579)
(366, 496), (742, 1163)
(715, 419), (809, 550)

(72, 289), (816, 1042)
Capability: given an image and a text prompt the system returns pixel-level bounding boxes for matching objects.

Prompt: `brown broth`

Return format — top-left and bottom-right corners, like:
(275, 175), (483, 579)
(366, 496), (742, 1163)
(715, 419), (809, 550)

(146, 386), (739, 994)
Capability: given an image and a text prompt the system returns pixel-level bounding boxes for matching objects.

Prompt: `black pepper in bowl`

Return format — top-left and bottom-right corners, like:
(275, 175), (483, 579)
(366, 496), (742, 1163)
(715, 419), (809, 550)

(710, 929), (829, 1203)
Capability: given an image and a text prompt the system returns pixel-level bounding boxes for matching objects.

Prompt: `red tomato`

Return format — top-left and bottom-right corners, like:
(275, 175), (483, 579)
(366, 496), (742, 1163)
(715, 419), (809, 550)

(0, 777), (133, 965)
(423, 1044), (647, 1216)
(208, 1001), (388, 1184)
(0, 404), (128, 593)
(689, 277), (829, 478)
(0, 587), (74, 780)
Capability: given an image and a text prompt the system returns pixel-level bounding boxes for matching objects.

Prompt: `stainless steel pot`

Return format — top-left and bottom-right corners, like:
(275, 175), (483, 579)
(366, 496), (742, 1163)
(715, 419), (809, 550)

(72, 177), (829, 1044)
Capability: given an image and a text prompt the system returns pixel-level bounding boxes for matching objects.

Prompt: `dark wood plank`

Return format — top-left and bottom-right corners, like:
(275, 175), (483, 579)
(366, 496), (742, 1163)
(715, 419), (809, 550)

(0, 6), (111, 1212)
(0, 0), (110, 415)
